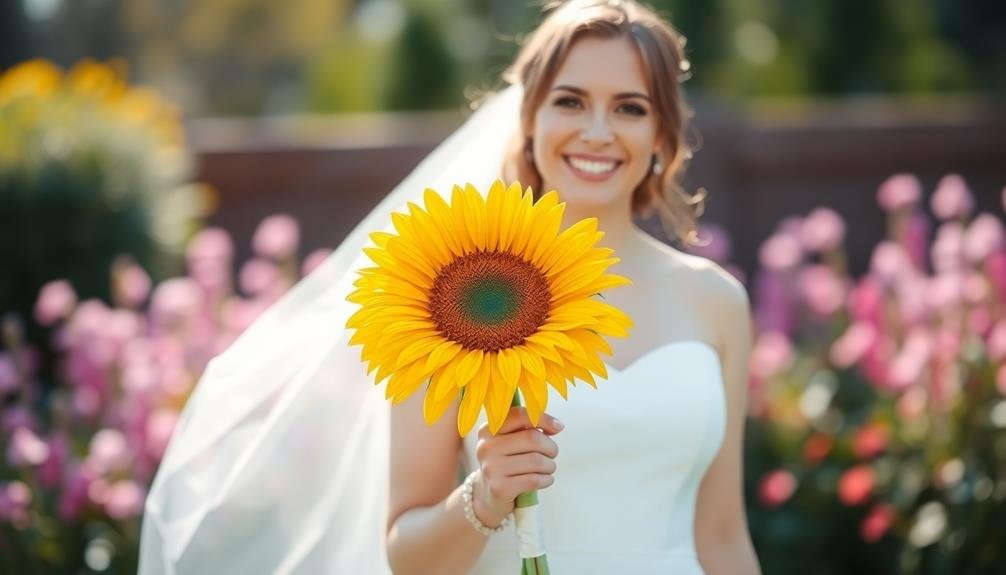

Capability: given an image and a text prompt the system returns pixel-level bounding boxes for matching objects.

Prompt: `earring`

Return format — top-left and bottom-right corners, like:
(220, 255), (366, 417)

(524, 139), (535, 165)
(652, 154), (663, 175)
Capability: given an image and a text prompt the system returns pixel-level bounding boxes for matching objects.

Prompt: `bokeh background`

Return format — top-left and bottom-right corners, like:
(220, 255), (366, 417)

(1, 0), (1005, 573)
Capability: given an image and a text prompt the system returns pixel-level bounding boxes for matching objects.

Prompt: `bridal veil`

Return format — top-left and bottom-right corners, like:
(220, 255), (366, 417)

(139, 85), (522, 574)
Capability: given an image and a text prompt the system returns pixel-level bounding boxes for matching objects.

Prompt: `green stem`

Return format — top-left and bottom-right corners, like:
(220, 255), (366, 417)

(510, 391), (550, 575)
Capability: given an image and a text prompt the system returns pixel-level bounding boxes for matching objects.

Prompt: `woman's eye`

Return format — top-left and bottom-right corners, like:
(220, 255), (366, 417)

(617, 102), (647, 116)
(554, 96), (582, 109)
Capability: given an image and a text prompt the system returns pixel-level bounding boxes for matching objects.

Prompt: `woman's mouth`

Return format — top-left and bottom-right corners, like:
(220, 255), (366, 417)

(563, 154), (622, 182)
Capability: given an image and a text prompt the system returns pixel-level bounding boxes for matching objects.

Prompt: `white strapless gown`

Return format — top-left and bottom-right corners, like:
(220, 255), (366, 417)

(460, 340), (727, 575)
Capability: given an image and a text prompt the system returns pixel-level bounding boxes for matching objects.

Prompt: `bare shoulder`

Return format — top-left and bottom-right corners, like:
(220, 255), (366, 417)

(647, 240), (751, 352)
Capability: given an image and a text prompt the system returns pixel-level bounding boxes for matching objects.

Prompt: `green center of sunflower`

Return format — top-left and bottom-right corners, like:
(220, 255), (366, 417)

(429, 250), (551, 352)
(461, 279), (518, 324)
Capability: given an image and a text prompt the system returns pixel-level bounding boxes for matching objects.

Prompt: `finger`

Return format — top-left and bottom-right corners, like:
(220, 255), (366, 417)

(494, 407), (563, 436)
(498, 452), (556, 477)
(503, 473), (554, 494)
(496, 428), (559, 459)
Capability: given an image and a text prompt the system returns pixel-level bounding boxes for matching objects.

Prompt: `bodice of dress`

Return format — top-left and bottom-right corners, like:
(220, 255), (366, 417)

(460, 339), (727, 575)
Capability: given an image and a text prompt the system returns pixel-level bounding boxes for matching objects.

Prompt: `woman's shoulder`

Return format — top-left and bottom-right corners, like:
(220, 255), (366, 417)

(644, 238), (750, 329)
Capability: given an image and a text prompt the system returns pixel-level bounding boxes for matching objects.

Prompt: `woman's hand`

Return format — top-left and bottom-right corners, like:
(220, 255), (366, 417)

(471, 407), (564, 526)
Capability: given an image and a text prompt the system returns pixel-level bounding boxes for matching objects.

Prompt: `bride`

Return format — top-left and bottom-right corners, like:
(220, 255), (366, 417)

(140, 1), (761, 574)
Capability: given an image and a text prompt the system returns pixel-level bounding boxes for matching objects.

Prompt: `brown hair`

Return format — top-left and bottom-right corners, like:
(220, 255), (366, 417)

(500, 0), (705, 245)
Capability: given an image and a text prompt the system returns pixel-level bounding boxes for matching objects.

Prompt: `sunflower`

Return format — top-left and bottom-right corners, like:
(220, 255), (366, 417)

(346, 180), (633, 436)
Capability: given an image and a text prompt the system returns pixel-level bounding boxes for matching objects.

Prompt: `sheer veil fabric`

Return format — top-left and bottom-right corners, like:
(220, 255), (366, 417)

(138, 85), (522, 574)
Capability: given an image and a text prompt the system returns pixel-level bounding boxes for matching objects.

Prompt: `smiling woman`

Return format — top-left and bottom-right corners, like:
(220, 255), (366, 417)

(140, 2), (760, 575)
(503, 1), (704, 246)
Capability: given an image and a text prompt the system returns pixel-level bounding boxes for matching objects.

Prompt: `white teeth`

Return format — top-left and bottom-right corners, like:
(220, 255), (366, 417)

(568, 156), (617, 174)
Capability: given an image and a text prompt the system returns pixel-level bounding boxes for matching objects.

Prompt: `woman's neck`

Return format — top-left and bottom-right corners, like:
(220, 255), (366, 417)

(560, 199), (644, 257)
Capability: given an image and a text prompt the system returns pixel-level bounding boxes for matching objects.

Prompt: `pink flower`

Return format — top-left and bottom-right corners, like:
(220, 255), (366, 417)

(987, 252), (1006, 303)
(877, 174), (921, 212)
(870, 242), (912, 285)
(1, 407), (38, 434)
(104, 480), (145, 519)
(887, 329), (933, 390)
(798, 265), (846, 316)
(34, 279), (77, 326)
(964, 213), (1005, 264)
(930, 174), (974, 220)
(897, 387), (927, 420)
(931, 222), (965, 274)
(830, 322), (877, 368)
(688, 223), (733, 262)
(758, 469), (797, 508)
(72, 385), (101, 418)
(0, 353), (19, 395)
(38, 433), (69, 489)
(987, 320), (1006, 361)
(113, 259), (152, 308)
(799, 208), (845, 253)
(838, 465), (875, 506)
(848, 278), (884, 324)
(86, 429), (131, 474)
(925, 273), (963, 312)
(902, 211), (930, 271)
(146, 409), (178, 458)
(253, 214), (300, 259)
(6, 426), (50, 466)
(239, 258), (281, 296)
(861, 503), (896, 543)
(759, 233), (803, 271)
(187, 227), (234, 265)
(750, 331), (794, 379)
(968, 307), (992, 337)
(150, 278), (202, 329)
(58, 464), (96, 522)
(853, 423), (889, 460)
(301, 248), (333, 276)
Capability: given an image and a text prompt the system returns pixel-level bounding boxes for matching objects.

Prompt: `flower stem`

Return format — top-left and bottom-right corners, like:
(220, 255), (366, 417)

(510, 391), (550, 575)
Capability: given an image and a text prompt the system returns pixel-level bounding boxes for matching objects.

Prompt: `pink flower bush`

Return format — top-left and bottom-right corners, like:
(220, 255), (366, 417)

(0, 214), (329, 571)
(746, 173), (1006, 567)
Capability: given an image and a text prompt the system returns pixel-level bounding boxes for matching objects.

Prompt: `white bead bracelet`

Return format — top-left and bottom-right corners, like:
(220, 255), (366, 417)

(461, 470), (512, 536)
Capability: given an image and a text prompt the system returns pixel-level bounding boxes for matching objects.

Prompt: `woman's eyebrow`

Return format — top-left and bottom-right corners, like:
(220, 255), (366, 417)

(550, 84), (652, 101)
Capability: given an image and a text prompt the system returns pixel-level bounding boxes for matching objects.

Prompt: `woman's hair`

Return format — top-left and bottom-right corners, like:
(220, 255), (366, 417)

(501, 0), (705, 245)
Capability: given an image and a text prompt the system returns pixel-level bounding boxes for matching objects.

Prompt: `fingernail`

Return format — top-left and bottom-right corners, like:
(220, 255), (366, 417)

(553, 418), (564, 431)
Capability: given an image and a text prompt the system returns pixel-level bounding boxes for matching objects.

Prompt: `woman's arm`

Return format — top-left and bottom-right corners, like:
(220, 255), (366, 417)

(386, 391), (497, 575)
(694, 268), (762, 575)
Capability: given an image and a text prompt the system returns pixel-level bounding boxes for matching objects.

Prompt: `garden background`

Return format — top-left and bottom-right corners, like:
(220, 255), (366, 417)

(1, 0), (1005, 573)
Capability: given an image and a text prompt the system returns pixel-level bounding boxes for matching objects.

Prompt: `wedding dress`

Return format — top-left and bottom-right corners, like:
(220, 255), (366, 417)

(462, 339), (726, 574)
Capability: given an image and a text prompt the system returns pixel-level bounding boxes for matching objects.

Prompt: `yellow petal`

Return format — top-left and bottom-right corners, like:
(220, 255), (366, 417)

(423, 375), (458, 425)
(453, 349), (484, 388)
(457, 368), (489, 436)
(464, 183), (488, 251)
(425, 340), (464, 374)
(485, 180), (506, 252)
(450, 185), (475, 254)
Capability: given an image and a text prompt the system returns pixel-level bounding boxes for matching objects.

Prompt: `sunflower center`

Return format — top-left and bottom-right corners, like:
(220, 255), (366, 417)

(429, 250), (551, 352)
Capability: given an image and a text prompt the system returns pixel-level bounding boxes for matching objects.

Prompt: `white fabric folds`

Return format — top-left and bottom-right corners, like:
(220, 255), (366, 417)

(139, 86), (521, 575)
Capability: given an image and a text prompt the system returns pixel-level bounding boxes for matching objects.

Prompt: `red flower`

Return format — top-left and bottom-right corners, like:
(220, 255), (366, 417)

(838, 465), (875, 506)
(860, 503), (896, 543)
(758, 469), (797, 508)
(803, 433), (833, 466)
(853, 423), (889, 460)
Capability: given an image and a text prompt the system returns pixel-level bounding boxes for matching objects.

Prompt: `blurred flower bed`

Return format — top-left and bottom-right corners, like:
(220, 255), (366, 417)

(730, 175), (1006, 574)
(0, 59), (211, 341)
(0, 69), (1001, 570)
(1, 213), (331, 572)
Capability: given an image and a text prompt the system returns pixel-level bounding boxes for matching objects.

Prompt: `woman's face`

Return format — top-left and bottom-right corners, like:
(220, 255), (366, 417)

(531, 35), (660, 210)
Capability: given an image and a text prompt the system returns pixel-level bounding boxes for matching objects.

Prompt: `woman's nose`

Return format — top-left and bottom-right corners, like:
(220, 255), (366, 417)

(579, 112), (614, 146)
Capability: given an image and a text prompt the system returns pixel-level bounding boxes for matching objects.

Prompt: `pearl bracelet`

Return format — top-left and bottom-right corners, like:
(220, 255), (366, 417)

(461, 470), (512, 536)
